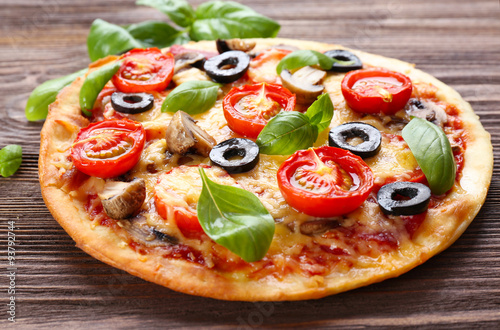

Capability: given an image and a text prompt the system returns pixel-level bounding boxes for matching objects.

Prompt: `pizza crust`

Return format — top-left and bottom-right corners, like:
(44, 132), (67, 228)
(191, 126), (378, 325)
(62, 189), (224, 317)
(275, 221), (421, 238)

(39, 38), (493, 301)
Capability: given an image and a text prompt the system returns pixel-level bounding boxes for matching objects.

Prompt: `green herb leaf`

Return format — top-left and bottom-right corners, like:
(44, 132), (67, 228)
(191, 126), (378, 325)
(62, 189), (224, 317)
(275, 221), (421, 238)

(136, 0), (196, 28)
(402, 117), (456, 195)
(161, 81), (220, 114)
(125, 21), (190, 48)
(305, 93), (334, 133)
(79, 61), (121, 116)
(0, 145), (22, 178)
(197, 168), (275, 262)
(25, 68), (88, 121)
(257, 111), (318, 155)
(276, 50), (335, 74)
(189, 1), (280, 40)
(87, 19), (143, 62)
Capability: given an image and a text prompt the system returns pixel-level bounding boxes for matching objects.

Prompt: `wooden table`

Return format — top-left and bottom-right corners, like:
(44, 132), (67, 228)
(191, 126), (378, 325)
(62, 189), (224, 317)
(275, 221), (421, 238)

(1, 0), (499, 327)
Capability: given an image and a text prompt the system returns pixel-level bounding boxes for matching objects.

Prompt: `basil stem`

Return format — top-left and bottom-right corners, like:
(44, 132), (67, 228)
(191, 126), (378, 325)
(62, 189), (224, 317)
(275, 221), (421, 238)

(190, 1), (280, 40)
(87, 19), (143, 62)
(0, 145), (22, 178)
(402, 117), (456, 195)
(136, 0), (196, 28)
(304, 93), (334, 133)
(276, 50), (334, 74)
(25, 68), (88, 121)
(197, 168), (275, 262)
(79, 61), (122, 116)
(161, 81), (220, 115)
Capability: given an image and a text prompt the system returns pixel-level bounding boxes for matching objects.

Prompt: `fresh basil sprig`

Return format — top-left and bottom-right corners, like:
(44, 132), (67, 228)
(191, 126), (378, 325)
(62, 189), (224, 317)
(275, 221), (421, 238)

(79, 61), (122, 116)
(197, 168), (275, 262)
(402, 117), (456, 195)
(25, 68), (88, 121)
(0, 145), (22, 178)
(126, 21), (190, 48)
(257, 93), (334, 155)
(136, 0), (196, 28)
(161, 81), (220, 114)
(276, 50), (334, 74)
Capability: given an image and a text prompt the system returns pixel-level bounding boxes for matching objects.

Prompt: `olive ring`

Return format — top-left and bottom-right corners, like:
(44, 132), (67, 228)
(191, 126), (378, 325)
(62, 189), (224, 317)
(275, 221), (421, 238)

(377, 181), (431, 216)
(203, 51), (250, 84)
(209, 138), (259, 174)
(328, 122), (382, 158)
(111, 92), (155, 114)
(324, 49), (363, 73)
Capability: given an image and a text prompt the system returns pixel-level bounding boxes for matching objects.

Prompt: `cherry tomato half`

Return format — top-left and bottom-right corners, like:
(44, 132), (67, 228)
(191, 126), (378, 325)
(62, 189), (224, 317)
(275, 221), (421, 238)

(70, 119), (145, 178)
(112, 48), (174, 93)
(277, 146), (374, 217)
(223, 83), (296, 139)
(247, 48), (292, 84)
(341, 68), (412, 115)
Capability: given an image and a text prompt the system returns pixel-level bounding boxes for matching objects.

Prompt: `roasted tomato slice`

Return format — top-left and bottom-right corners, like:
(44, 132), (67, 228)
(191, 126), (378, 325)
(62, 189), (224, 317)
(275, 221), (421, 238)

(341, 68), (412, 115)
(277, 146), (374, 217)
(70, 119), (145, 178)
(112, 48), (174, 93)
(223, 83), (296, 139)
(247, 48), (292, 84)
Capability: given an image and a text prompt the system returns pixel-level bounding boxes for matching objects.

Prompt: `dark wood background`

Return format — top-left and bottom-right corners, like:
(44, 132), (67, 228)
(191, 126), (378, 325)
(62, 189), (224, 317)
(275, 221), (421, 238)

(1, 0), (499, 328)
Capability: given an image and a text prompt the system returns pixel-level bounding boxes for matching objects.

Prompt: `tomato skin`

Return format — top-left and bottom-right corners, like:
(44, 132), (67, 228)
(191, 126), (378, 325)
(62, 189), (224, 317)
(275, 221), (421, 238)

(223, 83), (296, 138)
(112, 48), (174, 93)
(70, 119), (145, 178)
(341, 68), (412, 115)
(277, 146), (374, 217)
(248, 48), (292, 84)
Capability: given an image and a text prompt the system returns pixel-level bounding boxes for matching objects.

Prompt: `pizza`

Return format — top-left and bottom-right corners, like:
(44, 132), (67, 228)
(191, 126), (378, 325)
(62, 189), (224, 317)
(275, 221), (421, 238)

(39, 38), (493, 301)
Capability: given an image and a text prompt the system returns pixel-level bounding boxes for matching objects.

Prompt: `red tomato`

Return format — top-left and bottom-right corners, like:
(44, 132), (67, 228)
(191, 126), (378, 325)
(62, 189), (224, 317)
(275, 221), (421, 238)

(341, 68), (412, 115)
(247, 48), (292, 84)
(277, 146), (374, 217)
(70, 119), (145, 178)
(223, 83), (296, 139)
(154, 167), (205, 239)
(112, 48), (174, 93)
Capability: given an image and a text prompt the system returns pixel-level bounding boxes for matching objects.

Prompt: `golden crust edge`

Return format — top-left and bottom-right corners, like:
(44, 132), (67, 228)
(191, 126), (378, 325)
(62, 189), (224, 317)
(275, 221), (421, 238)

(38, 38), (493, 301)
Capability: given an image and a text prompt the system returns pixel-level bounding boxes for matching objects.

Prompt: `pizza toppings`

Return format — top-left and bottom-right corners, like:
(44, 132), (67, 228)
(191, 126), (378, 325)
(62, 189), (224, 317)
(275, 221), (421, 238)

(209, 138), (260, 174)
(248, 48), (291, 84)
(341, 68), (413, 115)
(98, 178), (146, 219)
(216, 38), (256, 54)
(70, 119), (145, 178)
(173, 51), (206, 74)
(223, 83), (296, 138)
(112, 48), (175, 93)
(280, 66), (326, 104)
(165, 111), (216, 157)
(161, 80), (220, 115)
(277, 146), (374, 217)
(110, 92), (155, 114)
(377, 181), (431, 216)
(324, 49), (363, 72)
(328, 122), (382, 158)
(203, 50), (251, 83)
(405, 98), (448, 127)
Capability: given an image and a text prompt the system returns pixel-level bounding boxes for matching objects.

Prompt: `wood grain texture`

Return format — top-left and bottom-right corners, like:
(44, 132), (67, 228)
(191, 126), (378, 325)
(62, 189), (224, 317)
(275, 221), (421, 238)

(1, 0), (499, 328)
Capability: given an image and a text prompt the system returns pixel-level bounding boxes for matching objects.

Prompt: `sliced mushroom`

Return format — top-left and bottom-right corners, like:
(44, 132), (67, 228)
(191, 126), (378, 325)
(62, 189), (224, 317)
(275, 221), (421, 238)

(121, 215), (178, 247)
(216, 38), (256, 54)
(299, 219), (341, 236)
(165, 111), (216, 157)
(280, 66), (326, 104)
(405, 98), (448, 126)
(99, 178), (146, 220)
(174, 52), (206, 74)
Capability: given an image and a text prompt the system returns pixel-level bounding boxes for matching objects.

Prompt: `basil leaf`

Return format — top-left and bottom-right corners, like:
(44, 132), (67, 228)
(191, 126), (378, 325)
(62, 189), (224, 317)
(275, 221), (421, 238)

(197, 168), (275, 262)
(402, 117), (456, 195)
(136, 0), (196, 28)
(161, 81), (220, 115)
(189, 1), (280, 40)
(0, 145), (22, 178)
(79, 61), (121, 116)
(25, 68), (87, 121)
(87, 19), (143, 62)
(305, 93), (334, 133)
(257, 112), (318, 155)
(125, 21), (189, 48)
(276, 50), (334, 74)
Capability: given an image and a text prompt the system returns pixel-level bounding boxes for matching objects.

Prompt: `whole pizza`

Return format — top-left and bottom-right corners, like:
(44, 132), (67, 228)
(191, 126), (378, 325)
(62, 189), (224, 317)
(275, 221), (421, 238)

(39, 38), (493, 301)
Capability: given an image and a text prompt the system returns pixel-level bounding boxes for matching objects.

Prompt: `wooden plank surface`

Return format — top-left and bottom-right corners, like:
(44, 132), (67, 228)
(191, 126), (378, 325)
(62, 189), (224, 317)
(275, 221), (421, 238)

(1, 0), (499, 328)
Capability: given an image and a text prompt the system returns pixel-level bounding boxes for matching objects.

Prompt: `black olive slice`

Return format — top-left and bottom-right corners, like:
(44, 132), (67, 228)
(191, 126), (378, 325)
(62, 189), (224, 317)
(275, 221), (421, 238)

(209, 138), (259, 174)
(203, 51), (250, 84)
(111, 92), (155, 114)
(324, 49), (363, 73)
(377, 182), (431, 216)
(328, 122), (382, 158)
